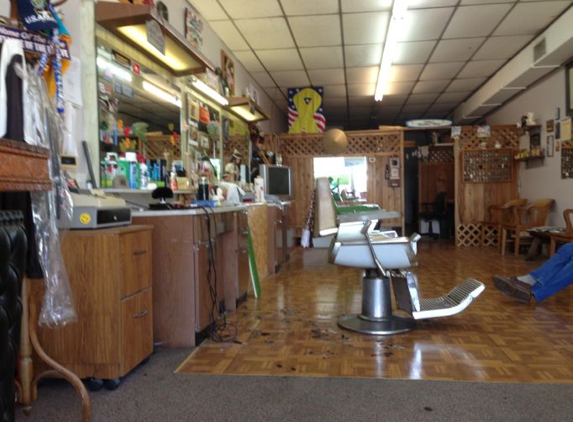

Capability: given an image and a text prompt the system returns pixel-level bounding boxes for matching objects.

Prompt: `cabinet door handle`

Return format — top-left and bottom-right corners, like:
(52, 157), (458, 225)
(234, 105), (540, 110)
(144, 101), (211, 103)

(134, 310), (148, 319)
(133, 249), (148, 256)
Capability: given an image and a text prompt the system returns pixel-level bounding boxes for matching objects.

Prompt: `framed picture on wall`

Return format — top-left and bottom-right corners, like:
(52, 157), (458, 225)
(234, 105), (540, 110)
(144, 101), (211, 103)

(221, 50), (235, 97)
(566, 60), (573, 116)
(547, 135), (554, 157)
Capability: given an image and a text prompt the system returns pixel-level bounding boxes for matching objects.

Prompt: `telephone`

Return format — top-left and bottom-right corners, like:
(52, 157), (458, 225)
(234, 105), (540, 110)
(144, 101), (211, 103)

(385, 156), (401, 187)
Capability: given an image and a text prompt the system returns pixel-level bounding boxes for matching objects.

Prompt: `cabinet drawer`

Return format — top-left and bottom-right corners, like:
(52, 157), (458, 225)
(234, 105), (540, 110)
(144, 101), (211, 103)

(120, 229), (152, 297)
(120, 288), (153, 376)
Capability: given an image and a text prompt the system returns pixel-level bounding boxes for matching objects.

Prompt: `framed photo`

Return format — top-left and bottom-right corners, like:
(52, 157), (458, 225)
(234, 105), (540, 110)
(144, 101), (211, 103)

(221, 50), (235, 96)
(547, 135), (554, 157)
(546, 119), (554, 133)
(567, 60), (573, 116)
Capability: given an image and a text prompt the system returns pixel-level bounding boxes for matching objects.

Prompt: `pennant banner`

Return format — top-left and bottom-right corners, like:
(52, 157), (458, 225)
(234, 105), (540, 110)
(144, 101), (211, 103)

(288, 87), (325, 134)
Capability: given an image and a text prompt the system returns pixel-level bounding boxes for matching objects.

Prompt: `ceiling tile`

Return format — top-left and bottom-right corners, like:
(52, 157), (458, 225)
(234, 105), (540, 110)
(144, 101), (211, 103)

(281, 0), (339, 15)
(385, 81), (416, 95)
(494, 1), (572, 36)
(264, 87), (284, 100)
(300, 47), (344, 69)
(210, 21), (250, 51)
(323, 97), (348, 107)
(347, 84), (376, 96)
(250, 71), (276, 88)
(340, 0), (392, 13)
(389, 64), (424, 82)
(410, 0), (459, 7)
(401, 8), (454, 42)
(402, 104), (430, 113)
(344, 45), (382, 67)
(343, 12), (390, 45)
(457, 59), (505, 78)
(349, 97), (375, 107)
(289, 15), (342, 47)
(308, 69), (346, 85)
(256, 49), (303, 71)
(473, 35), (533, 60)
(437, 92), (470, 102)
(322, 85), (348, 97)
(271, 70), (310, 87)
(445, 78), (486, 92)
(407, 93), (440, 104)
(412, 80), (450, 94)
(420, 62), (465, 80)
(443, 4), (511, 39)
(235, 18), (295, 49)
(394, 41), (436, 64)
(460, 0), (514, 5)
(378, 94), (408, 106)
(234, 51), (265, 72)
(430, 38), (486, 62)
(188, 0), (227, 20)
(346, 67), (379, 84)
(426, 102), (458, 113)
(218, 0), (282, 19)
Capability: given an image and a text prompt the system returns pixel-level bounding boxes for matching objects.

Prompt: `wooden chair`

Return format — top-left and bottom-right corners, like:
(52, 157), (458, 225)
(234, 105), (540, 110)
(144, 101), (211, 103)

(479, 198), (528, 248)
(500, 199), (555, 256)
(549, 209), (573, 256)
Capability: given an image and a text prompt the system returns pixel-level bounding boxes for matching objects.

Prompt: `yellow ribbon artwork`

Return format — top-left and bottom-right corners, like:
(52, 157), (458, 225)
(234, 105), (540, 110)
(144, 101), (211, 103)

(288, 87), (324, 134)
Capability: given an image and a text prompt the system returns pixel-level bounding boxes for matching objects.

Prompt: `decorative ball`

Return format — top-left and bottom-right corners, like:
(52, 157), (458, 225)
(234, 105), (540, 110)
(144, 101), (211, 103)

(322, 129), (348, 154)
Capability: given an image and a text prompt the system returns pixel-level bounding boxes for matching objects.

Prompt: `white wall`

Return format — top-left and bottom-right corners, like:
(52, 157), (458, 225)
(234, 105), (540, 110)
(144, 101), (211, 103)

(486, 68), (572, 225)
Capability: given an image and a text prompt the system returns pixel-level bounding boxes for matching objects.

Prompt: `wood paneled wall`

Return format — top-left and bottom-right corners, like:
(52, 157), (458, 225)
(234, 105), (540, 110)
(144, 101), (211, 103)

(277, 130), (404, 236)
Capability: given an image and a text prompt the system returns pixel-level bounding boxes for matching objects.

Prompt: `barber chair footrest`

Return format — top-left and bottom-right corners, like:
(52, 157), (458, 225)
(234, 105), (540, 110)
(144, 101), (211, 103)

(412, 278), (485, 320)
(337, 314), (415, 335)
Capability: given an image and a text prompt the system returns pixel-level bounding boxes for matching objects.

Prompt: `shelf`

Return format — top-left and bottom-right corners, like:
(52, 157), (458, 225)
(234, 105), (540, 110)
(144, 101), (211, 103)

(102, 188), (193, 194)
(514, 155), (545, 162)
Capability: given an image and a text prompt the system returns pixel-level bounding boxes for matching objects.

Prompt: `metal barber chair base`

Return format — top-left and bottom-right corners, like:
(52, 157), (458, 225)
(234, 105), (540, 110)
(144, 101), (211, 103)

(337, 270), (416, 335)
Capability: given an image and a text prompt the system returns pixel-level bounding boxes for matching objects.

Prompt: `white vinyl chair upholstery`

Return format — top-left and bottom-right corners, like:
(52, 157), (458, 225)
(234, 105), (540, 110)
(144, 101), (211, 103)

(312, 177), (485, 334)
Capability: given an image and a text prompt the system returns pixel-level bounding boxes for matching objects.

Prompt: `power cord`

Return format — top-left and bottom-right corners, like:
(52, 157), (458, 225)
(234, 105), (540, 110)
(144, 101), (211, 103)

(199, 206), (238, 343)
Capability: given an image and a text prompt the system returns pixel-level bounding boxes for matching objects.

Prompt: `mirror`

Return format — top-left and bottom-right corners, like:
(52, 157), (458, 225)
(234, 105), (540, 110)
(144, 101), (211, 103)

(96, 42), (182, 188)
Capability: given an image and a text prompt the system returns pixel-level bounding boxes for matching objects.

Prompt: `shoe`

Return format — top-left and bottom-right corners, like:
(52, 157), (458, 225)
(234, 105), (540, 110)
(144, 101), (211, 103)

(493, 275), (532, 304)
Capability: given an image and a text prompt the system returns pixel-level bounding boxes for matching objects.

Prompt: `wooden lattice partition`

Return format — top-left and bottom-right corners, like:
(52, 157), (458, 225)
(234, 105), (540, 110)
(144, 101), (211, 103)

(455, 125), (520, 246)
(458, 125), (520, 150)
(561, 140), (573, 179)
(223, 134), (249, 171)
(143, 135), (181, 160)
(276, 130), (404, 236)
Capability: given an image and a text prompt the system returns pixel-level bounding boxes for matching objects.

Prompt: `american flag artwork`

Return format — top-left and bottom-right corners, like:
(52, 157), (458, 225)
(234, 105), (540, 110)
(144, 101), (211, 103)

(288, 87), (326, 134)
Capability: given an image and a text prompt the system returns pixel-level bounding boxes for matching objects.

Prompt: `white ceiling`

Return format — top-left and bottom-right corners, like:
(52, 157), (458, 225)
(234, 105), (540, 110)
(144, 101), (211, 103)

(190, 0), (573, 130)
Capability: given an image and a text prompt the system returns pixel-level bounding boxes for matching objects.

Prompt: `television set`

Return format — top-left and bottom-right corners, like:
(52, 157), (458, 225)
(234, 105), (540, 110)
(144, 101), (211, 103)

(259, 164), (292, 201)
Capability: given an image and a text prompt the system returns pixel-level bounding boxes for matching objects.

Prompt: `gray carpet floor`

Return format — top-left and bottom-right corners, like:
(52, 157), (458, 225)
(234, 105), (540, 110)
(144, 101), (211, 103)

(14, 348), (573, 422)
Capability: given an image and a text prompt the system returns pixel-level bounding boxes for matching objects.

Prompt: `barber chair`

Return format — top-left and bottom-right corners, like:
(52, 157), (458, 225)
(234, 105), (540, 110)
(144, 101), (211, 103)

(314, 177), (484, 335)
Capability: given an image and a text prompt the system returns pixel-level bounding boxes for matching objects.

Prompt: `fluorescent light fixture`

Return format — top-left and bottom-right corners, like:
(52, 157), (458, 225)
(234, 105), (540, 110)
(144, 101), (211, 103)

(96, 56), (133, 83)
(375, 0), (409, 101)
(142, 80), (182, 108)
(190, 76), (229, 106)
(96, 2), (214, 76)
(226, 97), (269, 122)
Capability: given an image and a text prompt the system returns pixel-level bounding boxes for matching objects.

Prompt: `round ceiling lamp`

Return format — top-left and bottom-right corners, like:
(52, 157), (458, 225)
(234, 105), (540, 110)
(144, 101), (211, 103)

(322, 129), (348, 155)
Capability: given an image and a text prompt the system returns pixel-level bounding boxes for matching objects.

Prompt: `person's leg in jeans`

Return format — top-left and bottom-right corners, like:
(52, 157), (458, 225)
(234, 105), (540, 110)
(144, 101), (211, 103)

(530, 243), (573, 301)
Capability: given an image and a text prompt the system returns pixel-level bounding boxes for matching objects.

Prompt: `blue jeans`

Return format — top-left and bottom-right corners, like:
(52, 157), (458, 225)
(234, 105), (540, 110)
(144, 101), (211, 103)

(531, 242), (573, 301)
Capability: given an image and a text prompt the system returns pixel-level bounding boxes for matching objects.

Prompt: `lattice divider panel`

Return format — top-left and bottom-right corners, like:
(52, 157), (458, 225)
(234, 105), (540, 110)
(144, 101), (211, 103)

(481, 223), (499, 247)
(278, 131), (401, 157)
(561, 141), (573, 179)
(459, 125), (519, 150)
(428, 147), (454, 163)
(223, 134), (249, 166)
(457, 224), (481, 247)
(144, 136), (181, 160)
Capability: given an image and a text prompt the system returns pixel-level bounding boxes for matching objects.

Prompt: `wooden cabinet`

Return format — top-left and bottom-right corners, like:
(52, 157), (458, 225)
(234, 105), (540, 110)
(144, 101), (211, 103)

(35, 225), (153, 380)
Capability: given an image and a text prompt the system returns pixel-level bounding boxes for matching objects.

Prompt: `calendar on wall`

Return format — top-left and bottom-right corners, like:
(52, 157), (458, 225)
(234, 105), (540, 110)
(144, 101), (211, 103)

(462, 148), (513, 183)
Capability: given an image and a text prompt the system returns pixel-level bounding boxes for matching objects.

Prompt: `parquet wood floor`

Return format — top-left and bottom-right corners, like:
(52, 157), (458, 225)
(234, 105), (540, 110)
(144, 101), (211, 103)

(177, 240), (573, 383)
